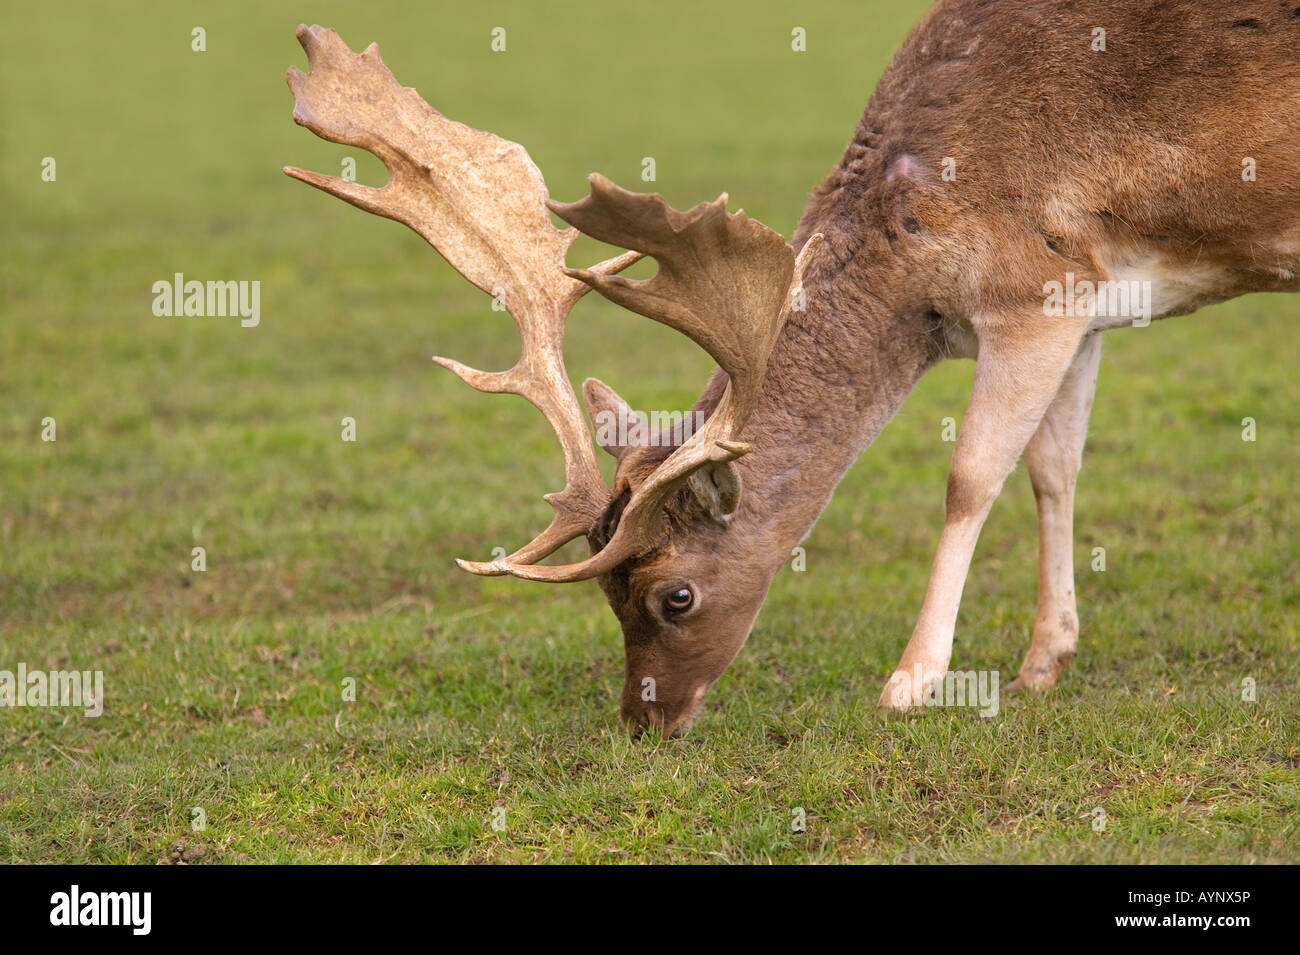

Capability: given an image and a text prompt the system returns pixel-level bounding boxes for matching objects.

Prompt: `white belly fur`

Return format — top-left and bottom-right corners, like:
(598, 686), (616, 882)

(1087, 248), (1234, 333)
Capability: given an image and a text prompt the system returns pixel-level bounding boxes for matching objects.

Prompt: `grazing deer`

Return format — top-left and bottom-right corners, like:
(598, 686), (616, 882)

(285, 2), (1299, 735)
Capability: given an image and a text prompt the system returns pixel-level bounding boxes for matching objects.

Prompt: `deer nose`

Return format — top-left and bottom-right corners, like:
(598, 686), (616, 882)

(620, 701), (659, 735)
(621, 698), (685, 737)
(622, 680), (712, 738)
(621, 702), (694, 739)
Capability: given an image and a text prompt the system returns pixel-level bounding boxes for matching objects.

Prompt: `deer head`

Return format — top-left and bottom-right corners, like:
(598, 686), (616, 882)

(285, 25), (821, 736)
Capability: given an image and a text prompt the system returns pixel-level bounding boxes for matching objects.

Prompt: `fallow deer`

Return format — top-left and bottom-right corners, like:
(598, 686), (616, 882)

(285, 1), (1299, 735)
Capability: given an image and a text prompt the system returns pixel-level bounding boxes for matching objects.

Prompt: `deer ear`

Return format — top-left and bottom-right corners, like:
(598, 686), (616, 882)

(688, 461), (742, 522)
(584, 377), (641, 461)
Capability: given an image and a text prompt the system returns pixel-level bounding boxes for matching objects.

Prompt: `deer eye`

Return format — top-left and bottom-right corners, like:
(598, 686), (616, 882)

(663, 587), (695, 616)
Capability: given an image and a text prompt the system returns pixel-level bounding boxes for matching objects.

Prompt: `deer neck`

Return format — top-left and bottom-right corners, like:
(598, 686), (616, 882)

(729, 241), (936, 578)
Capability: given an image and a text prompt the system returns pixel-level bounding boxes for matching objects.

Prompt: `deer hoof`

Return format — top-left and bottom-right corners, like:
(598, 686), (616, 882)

(876, 664), (945, 712)
(1004, 665), (1064, 695)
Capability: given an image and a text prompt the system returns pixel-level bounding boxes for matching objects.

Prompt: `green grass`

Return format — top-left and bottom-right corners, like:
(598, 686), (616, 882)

(1, 0), (1297, 864)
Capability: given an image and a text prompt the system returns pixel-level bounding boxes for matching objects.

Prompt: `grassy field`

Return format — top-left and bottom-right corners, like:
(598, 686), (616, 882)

(1, 0), (1296, 864)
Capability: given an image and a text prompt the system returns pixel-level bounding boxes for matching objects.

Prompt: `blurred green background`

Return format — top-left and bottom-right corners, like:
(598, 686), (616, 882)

(0, 1), (1295, 863)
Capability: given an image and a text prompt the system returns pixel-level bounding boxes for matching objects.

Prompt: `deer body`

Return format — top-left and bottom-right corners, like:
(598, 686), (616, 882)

(724, 0), (1300, 716)
(287, 0), (1299, 735)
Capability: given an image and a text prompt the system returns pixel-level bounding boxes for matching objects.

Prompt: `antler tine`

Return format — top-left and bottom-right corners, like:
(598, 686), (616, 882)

(491, 178), (825, 582)
(284, 25), (643, 575)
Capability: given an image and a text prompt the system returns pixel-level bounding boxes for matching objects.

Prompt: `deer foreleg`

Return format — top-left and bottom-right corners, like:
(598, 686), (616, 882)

(878, 317), (1089, 711)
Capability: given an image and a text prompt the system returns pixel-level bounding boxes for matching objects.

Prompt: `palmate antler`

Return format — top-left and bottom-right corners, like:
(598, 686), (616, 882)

(284, 24), (637, 572)
(285, 24), (819, 582)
